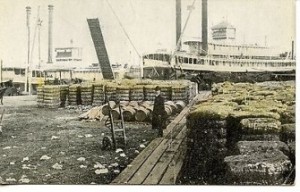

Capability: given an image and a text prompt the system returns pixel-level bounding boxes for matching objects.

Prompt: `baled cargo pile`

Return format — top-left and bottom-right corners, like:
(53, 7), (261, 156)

(182, 81), (295, 185)
(38, 85), (61, 108)
(224, 150), (292, 185)
(36, 79), (195, 108)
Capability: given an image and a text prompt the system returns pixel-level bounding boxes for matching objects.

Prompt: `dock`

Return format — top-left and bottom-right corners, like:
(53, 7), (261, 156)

(111, 91), (212, 185)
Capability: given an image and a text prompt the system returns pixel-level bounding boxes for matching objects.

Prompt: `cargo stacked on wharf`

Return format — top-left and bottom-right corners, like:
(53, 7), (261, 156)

(180, 81), (295, 185)
(36, 79), (197, 108)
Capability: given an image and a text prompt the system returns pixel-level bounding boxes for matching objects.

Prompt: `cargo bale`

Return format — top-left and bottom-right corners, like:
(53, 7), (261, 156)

(129, 85), (144, 101)
(239, 118), (281, 134)
(224, 151), (292, 185)
(280, 124), (295, 142)
(279, 105), (295, 124)
(188, 101), (235, 120)
(287, 141), (295, 165)
(236, 141), (289, 156)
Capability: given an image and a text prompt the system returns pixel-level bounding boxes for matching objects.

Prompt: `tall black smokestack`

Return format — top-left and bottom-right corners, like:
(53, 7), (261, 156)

(202, 0), (208, 55)
(48, 5), (54, 63)
(176, 0), (181, 50)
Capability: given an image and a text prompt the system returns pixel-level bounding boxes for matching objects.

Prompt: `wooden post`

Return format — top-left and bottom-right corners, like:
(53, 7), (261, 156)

(0, 60), (2, 84)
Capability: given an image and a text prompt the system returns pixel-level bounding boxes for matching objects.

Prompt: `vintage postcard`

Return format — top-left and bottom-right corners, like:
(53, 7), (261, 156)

(0, 0), (296, 189)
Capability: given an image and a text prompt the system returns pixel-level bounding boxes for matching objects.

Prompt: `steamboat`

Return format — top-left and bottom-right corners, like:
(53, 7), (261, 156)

(142, 0), (296, 84)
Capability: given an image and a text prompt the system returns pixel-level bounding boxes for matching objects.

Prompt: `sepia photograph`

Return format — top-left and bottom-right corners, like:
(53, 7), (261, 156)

(0, 0), (296, 189)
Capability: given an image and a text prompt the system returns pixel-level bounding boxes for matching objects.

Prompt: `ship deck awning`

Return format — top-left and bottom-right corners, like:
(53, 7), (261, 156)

(43, 68), (73, 72)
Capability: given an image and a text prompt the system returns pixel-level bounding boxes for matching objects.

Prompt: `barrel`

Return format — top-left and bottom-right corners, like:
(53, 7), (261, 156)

(122, 106), (136, 121)
(175, 101), (186, 113)
(165, 101), (177, 114)
(111, 108), (121, 120)
(135, 107), (150, 122)
(164, 105), (173, 116)
(119, 101), (129, 107)
(140, 101), (153, 107)
(128, 101), (139, 108)
(102, 101), (117, 116)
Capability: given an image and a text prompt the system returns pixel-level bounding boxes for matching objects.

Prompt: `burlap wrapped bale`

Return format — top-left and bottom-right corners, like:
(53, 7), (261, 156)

(160, 85), (172, 100)
(116, 86), (130, 101)
(184, 101), (231, 184)
(43, 85), (61, 108)
(80, 84), (93, 106)
(279, 105), (295, 124)
(280, 124), (295, 142)
(37, 86), (44, 108)
(59, 85), (69, 107)
(105, 83), (117, 102)
(224, 150), (292, 185)
(92, 84), (104, 106)
(236, 141), (289, 156)
(287, 141), (295, 165)
(240, 118), (281, 134)
(172, 84), (189, 102)
(129, 85), (144, 101)
(227, 111), (281, 148)
(69, 85), (81, 105)
(144, 85), (156, 101)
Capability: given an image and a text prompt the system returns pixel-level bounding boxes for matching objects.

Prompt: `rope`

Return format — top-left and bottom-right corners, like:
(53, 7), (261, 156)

(105, 0), (141, 58)
(30, 6), (40, 65)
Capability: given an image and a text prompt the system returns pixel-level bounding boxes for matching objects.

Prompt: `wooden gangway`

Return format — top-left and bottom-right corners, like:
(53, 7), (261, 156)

(111, 91), (212, 185)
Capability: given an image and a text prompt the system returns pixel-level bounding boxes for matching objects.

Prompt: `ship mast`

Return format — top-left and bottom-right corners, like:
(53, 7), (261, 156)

(25, 6), (31, 93)
(176, 0), (181, 51)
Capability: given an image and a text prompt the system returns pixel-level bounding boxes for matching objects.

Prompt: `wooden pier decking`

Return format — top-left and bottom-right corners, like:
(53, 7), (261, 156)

(111, 91), (212, 185)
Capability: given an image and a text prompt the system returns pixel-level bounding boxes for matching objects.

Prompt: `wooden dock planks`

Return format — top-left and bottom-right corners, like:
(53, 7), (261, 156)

(111, 91), (211, 185)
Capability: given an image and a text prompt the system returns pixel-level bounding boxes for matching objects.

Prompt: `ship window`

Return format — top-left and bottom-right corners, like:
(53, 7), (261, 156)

(184, 57), (188, 64)
(21, 69), (25, 76)
(189, 58), (193, 64)
(193, 59), (197, 64)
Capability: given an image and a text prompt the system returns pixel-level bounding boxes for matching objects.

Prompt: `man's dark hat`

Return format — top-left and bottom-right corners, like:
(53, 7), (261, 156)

(155, 86), (161, 91)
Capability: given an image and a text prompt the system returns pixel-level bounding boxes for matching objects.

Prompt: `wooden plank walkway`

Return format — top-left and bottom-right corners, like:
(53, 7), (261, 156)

(111, 91), (212, 185)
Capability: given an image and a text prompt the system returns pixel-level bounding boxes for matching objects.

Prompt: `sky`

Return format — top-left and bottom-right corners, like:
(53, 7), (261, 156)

(0, 0), (296, 68)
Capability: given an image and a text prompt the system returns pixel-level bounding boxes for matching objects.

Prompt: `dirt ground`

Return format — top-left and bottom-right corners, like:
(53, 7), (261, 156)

(0, 95), (158, 184)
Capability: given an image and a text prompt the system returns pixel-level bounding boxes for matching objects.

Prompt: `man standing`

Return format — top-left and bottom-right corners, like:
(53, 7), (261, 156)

(152, 86), (167, 137)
